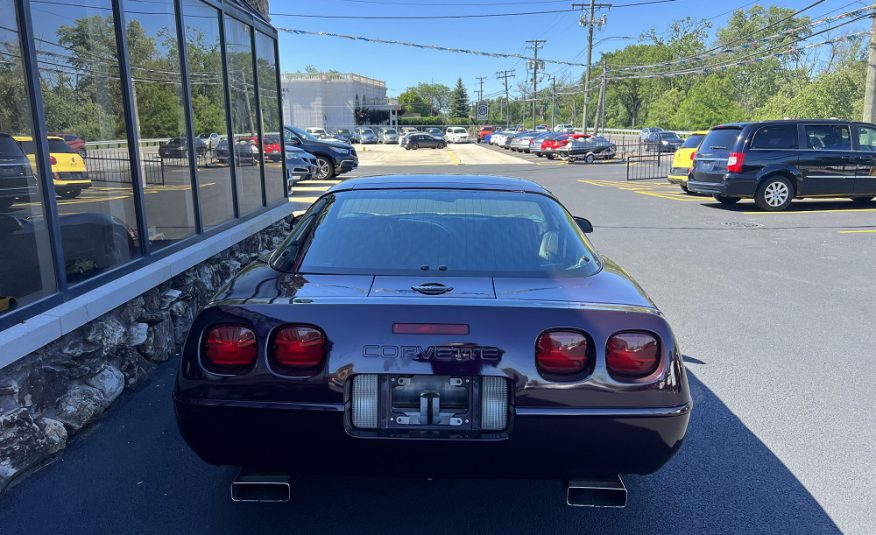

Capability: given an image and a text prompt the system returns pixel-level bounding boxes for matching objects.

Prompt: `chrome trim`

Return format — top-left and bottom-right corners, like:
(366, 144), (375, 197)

(516, 402), (691, 418)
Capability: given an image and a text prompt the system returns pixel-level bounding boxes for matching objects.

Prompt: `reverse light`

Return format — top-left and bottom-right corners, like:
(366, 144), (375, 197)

(536, 330), (589, 375)
(272, 325), (325, 369)
(726, 151), (745, 173)
(350, 374), (378, 429)
(606, 332), (660, 378)
(204, 324), (257, 367)
(481, 376), (508, 431)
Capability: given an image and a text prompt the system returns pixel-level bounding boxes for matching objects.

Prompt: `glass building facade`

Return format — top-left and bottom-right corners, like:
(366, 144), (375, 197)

(0, 0), (285, 330)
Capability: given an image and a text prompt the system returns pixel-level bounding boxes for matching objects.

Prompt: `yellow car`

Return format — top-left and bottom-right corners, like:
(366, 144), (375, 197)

(14, 135), (91, 199)
(667, 130), (708, 194)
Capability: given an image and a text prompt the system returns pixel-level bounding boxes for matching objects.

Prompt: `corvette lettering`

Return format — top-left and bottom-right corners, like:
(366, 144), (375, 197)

(362, 345), (502, 362)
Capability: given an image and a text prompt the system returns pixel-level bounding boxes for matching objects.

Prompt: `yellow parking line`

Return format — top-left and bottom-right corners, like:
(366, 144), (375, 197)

(838, 229), (876, 234)
(635, 191), (704, 202)
(307, 180), (341, 185)
(293, 186), (330, 191)
(447, 150), (461, 166)
(744, 208), (876, 215)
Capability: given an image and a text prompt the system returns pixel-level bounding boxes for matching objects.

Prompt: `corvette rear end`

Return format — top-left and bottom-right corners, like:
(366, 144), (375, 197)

(173, 175), (691, 505)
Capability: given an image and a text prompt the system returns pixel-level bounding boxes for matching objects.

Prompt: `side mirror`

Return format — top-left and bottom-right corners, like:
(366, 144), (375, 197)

(573, 216), (593, 234)
(289, 137), (301, 146)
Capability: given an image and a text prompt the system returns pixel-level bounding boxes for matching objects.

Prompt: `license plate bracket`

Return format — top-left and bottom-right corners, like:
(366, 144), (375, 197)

(385, 375), (476, 432)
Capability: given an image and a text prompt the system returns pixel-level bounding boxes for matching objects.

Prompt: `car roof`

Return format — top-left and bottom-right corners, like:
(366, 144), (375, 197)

(12, 135), (64, 142)
(327, 175), (551, 195)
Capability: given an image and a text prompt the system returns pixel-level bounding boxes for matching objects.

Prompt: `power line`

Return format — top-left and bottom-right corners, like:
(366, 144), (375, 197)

(606, 0), (829, 70)
(278, 28), (586, 66)
(270, 0), (679, 20)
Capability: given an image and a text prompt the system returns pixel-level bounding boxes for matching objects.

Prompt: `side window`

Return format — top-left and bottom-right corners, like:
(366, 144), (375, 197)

(805, 124), (851, 151)
(855, 125), (876, 152)
(751, 125), (798, 150)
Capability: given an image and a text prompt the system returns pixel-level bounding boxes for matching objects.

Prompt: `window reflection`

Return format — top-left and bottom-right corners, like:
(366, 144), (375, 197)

(183, 0), (233, 229)
(256, 31), (285, 205)
(30, 0), (140, 283)
(124, 0), (196, 247)
(0, 0), (56, 314)
(224, 15), (263, 216)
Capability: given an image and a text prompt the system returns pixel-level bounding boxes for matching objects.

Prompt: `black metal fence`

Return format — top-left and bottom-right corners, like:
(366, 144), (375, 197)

(626, 152), (674, 181)
(85, 151), (221, 186)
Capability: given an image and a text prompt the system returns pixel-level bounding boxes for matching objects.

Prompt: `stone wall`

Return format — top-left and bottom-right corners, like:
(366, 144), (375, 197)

(0, 219), (289, 490)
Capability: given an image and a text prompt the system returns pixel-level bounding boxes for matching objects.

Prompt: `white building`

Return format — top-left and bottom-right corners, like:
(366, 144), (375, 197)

(281, 72), (399, 130)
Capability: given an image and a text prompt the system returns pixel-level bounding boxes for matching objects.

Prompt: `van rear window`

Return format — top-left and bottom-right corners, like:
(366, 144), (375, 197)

(0, 136), (24, 159)
(699, 128), (742, 156)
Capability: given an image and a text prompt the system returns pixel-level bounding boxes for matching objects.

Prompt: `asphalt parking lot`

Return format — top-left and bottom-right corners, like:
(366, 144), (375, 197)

(3, 144), (874, 534)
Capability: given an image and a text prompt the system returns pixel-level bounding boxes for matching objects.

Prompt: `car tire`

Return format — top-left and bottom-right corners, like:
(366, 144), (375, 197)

(851, 196), (874, 204)
(411, 143), (419, 150)
(680, 183), (693, 195)
(315, 156), (334, 180)
(58, 187), (82, 199)
(585, 154), (595, 164)
(755, 175), (794, 211)
(714, 194), (741, 205)
(438, 142), (446, 149)
(547, 153), (555, 160)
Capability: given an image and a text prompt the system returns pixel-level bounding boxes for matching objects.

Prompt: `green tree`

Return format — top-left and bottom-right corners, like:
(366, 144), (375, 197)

(754, 61), (866, 121)
(398, 88), (430, 116)
(449, 78), (470, 118)
(415, 82), (451, 116)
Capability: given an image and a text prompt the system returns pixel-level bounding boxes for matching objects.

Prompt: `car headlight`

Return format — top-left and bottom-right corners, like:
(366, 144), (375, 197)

(330, 147), (349, 155)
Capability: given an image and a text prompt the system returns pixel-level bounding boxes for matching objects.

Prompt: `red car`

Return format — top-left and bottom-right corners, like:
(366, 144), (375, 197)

(477, 126), (495, 143)
(541, 133), (592, 159)
(246, 135), (283, 162)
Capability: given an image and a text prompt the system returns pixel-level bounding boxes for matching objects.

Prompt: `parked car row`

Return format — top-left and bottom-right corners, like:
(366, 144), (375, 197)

(488, 128), (615, 164)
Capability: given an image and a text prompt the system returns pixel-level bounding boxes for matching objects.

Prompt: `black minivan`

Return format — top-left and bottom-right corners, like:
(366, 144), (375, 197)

(687, 119), (876, 211)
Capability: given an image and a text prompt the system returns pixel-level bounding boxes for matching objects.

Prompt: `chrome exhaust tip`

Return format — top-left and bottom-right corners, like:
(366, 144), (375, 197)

(231, 470), (291, 502)
(566, 476), (627, 507)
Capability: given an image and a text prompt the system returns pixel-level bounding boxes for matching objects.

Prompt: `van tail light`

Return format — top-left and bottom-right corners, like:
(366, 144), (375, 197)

(272, 325), (325, 369)
(536, 330), (589, 375)
(204, 324), (257, 366)
(606, 332), (660, 378)
(726, 152), (745, 173)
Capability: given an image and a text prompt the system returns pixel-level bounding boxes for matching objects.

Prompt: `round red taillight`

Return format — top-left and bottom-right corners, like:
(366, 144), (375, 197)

(49, 156), (57, 165)
(203, 324), (257, 367)
(272, 325), (326, 369)
(606, 332), (660, 378)
(536, 330), (589, 375)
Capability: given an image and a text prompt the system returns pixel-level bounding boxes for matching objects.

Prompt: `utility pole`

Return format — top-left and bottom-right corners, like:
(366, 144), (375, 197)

(573, 2), (610, 133)
(595, 68), (607, 134)
(497, 70), (515, 128)
(475, 76), (487, 103)
(525, 39), (546, 129)
(864, 11), (876, 122)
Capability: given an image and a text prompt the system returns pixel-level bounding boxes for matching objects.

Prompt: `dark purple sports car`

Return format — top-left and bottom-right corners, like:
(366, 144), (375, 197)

(174, 175), (691, 506)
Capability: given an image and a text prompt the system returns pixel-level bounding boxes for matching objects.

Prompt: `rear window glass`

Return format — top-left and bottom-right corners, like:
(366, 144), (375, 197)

(805, 124), (851, 151)
(699, 128), (742, 155)
(49, 139), (74, 152)
(0, 136), (24, 159)
(751, 125), (798, 149)
(681, 134), (705, 149)
(277, 190), (600, 277)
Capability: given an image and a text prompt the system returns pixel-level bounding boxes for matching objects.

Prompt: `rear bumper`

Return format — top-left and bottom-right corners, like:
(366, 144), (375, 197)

(174, 396), (690, 477)
(688, 175), (757, 197)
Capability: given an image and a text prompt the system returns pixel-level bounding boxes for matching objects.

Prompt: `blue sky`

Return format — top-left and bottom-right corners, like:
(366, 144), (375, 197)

(273, 0), (871, 98)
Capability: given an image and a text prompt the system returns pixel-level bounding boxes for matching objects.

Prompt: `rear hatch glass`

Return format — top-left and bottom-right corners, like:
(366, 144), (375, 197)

(681, 134), (705, 149)
(0, 136), (25, 160)
(693, 127), (743, 182)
